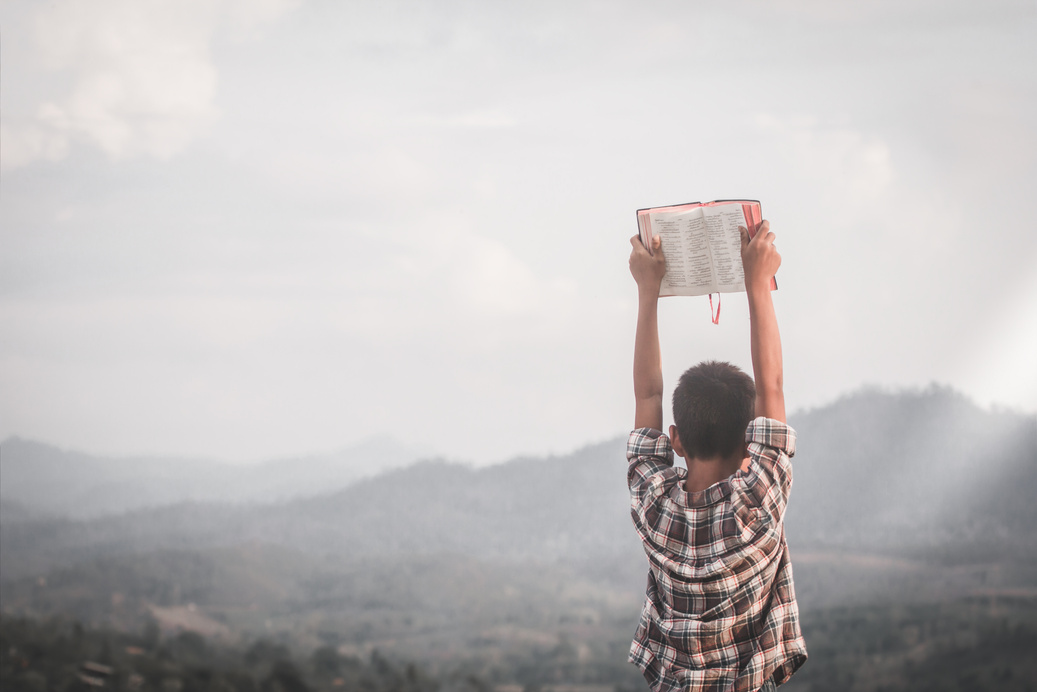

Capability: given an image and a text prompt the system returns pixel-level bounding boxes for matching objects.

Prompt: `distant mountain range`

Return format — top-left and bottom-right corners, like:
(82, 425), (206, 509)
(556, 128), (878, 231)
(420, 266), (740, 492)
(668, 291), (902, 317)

(0, 435), (430, 519)
(2, 386), (1034, 585)
(787, 386), (1037, 550)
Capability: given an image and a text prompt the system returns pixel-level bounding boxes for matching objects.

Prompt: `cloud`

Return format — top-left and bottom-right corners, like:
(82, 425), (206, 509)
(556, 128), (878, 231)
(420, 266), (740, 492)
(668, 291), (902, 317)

(405, 110), (519, 129)
(449, 233), (573, 315)
(0, 121), (70, 169)
(2, 0), (298, 169)
(754, 113), (894, 204)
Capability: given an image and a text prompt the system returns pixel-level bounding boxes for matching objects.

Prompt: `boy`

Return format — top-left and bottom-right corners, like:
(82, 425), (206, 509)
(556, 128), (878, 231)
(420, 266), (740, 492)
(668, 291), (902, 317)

(626, 221), (807, 692)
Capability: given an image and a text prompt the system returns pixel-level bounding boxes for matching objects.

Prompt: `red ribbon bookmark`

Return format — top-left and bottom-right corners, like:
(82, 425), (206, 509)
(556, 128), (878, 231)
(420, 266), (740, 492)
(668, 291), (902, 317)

(709, 293), (721, 325)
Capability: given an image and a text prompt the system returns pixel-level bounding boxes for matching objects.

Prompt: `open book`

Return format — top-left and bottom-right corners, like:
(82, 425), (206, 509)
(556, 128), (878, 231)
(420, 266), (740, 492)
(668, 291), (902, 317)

(636, 199), (775, 297)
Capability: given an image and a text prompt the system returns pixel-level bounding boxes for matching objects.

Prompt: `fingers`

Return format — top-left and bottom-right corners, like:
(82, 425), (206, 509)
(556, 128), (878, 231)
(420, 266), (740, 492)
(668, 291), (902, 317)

(750, 220), (775, 248)
(630, 234), (663, 259)
(739, 226), (749, 248)
(751, 220), (770, 243)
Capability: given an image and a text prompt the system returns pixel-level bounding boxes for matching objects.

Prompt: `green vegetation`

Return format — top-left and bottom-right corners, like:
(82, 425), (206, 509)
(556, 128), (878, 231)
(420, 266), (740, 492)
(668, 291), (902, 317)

(784, 597), (1037, 692)
(0, 615), (489, 692)
(5, 597), (1037, 691)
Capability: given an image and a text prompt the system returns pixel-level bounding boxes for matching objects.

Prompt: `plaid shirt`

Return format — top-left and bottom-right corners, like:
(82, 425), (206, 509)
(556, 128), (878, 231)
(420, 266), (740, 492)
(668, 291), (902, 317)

(627, 418), (807, 692)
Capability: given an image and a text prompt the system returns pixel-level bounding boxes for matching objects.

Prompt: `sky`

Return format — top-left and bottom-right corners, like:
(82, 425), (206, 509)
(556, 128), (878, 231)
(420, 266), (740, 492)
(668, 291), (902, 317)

(2, 0), (1035, 465)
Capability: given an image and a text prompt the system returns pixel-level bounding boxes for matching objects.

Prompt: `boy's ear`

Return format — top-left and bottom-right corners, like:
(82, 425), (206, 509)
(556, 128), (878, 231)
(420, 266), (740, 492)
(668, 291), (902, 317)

(669, 425), (687, 459)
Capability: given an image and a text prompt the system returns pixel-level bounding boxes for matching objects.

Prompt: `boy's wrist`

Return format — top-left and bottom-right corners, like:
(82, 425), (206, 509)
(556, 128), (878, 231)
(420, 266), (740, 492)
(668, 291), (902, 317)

(638, 278), (662, 297)
(638, 285), (661, 303)
(745, 280), (772, 299)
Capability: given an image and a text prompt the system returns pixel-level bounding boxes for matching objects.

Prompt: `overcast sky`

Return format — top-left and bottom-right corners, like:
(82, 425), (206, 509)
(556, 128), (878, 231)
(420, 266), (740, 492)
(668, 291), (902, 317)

(2, 0), (1035, 465)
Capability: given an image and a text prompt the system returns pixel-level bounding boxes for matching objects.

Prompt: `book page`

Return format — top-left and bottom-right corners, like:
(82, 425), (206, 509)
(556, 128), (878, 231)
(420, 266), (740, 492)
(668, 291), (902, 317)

(702, 203), (747, 293)
(650, 207), (717, 297)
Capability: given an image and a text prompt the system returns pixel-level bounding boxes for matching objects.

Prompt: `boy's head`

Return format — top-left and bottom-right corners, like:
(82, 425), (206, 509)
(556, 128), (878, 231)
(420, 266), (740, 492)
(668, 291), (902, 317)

(671, 361), (755, 461)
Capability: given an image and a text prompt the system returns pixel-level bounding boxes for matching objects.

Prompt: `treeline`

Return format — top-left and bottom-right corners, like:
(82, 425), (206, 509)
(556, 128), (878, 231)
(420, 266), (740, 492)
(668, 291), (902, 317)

(0, 616), (493, 692)
(6, 596), (1037, 692)
(783, 597), (1037, 692)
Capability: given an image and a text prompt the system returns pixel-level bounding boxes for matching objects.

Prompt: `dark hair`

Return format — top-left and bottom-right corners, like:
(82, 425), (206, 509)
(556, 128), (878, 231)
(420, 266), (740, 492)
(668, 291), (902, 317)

(672, 361), (755, 460)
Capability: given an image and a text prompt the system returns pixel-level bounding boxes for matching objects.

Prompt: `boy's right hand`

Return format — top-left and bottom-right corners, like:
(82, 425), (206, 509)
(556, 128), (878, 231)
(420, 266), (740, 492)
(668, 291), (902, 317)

(629, 235), (666, 294)
(739, 220), (781, 292)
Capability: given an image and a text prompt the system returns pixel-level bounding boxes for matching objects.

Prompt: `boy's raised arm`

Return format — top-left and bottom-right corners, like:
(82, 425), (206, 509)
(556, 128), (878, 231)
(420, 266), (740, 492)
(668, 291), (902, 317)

(740, 221), (786, 423)
(629, 235), (667, 431)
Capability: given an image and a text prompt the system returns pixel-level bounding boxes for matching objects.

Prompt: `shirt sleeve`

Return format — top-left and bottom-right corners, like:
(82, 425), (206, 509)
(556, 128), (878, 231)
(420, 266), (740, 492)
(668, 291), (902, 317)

(746, 417), (796, 457)
(626, 427), (674, 499)
(744, 417), (798, 519)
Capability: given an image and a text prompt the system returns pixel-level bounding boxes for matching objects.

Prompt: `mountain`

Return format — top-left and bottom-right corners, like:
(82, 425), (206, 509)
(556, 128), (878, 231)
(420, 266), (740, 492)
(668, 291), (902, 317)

(785, 386), (1037, 551)
(0, 435), (429, 519)
(2, 386), (1034, 585)
(0, 438), (643, 583)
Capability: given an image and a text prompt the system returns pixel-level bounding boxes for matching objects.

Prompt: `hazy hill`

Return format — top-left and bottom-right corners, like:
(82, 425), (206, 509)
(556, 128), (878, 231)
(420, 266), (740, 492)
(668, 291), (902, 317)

(0, 439), (643, 582)
(2, 386), (1034, 586)
(0, 435), (429, 519)
(786, 386), (1037, 551)
(269, 386), (1037, 560)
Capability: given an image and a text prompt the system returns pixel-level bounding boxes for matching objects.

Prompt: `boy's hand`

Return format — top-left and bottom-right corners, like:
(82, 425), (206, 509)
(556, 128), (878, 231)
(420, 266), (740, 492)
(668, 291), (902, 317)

(739, 220), (780, 292)
(629, 235), (666, 295)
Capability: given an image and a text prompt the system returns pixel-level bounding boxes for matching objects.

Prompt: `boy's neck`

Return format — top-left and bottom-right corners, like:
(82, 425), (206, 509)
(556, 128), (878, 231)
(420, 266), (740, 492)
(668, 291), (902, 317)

(683, 454), (750, 493)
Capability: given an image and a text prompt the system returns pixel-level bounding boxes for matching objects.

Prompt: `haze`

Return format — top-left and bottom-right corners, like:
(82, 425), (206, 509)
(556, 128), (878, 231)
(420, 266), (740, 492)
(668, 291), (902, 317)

(2, 0), (1035, 464)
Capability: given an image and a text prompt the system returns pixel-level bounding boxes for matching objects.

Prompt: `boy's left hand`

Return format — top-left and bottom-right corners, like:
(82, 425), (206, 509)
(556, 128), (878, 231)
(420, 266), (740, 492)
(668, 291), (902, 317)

(739, 220), (781, 292)
(629, 235), (666, 294)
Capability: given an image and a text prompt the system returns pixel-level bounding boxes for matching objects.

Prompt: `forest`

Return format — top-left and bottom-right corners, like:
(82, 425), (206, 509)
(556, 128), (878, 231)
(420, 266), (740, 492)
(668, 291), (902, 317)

(4, 595), (1037, 692)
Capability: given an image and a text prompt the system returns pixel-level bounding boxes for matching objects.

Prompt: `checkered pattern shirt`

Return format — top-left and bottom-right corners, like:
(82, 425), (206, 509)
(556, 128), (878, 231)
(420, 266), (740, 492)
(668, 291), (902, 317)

(627, 418), (807, 692)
